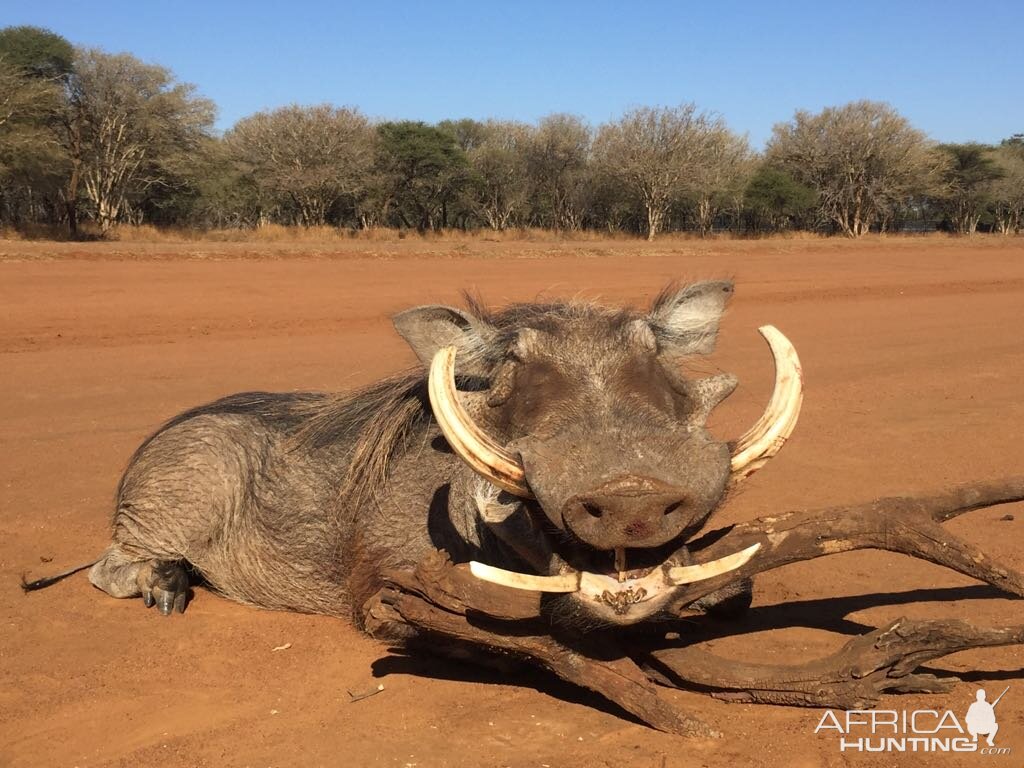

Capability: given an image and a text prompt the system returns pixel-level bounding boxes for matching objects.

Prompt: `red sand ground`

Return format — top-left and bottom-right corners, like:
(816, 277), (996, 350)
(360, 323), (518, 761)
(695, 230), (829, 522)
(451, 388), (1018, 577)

(1, 237), (1022, 767)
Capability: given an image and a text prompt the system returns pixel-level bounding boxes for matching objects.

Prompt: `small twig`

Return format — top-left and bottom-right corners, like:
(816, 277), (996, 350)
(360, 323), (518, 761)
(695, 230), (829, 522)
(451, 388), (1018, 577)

(348, 683), (385, 702)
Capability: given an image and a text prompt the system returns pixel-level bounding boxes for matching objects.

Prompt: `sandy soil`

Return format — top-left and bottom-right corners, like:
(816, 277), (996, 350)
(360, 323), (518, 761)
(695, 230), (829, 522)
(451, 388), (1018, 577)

(2, 236), (1023, 767)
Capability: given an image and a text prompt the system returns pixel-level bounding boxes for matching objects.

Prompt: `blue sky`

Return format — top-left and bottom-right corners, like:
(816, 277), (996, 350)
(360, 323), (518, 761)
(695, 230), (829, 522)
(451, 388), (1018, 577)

(4, 1), (1022, 148)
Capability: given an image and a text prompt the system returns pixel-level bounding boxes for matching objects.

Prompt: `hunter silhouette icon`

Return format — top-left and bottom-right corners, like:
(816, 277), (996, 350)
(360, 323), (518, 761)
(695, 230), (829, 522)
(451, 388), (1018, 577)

(965, 687), (1008, 747)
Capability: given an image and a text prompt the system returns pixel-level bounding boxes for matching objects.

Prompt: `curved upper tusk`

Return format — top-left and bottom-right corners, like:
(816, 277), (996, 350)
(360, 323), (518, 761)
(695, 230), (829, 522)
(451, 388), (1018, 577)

(428, 345), (533, 497)
(730, 326), (803, 483)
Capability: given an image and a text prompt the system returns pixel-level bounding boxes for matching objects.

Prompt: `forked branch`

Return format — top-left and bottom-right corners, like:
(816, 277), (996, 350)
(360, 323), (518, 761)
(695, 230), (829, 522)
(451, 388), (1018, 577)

(363, 551), (714, 737)
(645, 618), (1024, 708)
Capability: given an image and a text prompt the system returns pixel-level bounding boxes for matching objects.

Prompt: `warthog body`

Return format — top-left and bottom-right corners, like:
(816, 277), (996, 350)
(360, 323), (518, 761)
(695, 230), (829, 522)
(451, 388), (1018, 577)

(70, 281), (756, 625)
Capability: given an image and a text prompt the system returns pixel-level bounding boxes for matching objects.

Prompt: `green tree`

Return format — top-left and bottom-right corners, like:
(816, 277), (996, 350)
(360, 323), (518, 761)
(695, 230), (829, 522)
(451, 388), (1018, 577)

(0, 27), (73, 226)
(0, 61), (66, 213)
(743, 166), (818, 233)
(0, 26), (72, 78)
(374, 121), (468, 232)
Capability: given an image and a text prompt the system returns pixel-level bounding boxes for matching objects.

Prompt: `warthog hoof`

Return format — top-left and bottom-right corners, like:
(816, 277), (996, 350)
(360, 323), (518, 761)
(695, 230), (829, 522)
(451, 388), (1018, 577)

(140, 561), (190, 615)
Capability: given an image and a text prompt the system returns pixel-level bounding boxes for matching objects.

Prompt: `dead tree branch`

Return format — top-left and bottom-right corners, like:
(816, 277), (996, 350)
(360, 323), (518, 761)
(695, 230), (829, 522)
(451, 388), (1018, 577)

(645, 618), (1024, 708)
(363, 551), (714, 737)
(362, 477), (1024, 731)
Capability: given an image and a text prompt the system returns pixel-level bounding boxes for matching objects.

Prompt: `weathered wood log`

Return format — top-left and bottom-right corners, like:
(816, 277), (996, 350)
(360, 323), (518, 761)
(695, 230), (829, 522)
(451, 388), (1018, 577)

(645, 618), (1024, 708)
(361, 478), (1024, 732)
(363, 551), (715, 737)
(384, 549), (541, 621)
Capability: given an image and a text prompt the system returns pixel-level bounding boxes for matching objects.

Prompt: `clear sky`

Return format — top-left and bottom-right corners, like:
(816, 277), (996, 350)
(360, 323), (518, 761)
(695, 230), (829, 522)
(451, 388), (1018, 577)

(4, 0), (1022, 148)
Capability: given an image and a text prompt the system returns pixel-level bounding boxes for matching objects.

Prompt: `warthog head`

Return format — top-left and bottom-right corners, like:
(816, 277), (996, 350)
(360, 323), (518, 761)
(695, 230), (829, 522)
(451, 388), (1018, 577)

(394, 281), (801, 625)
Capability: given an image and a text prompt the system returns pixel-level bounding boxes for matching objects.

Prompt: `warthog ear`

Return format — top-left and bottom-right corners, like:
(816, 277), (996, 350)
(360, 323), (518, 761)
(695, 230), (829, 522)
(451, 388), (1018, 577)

(647, 280), (734, 355)
(393, 305), (495, 374)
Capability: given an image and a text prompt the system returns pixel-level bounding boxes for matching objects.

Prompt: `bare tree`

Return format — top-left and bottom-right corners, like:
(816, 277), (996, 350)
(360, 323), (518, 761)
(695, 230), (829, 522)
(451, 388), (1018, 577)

(935, 143), (1007, 234)
(465, 120), (531, 230)
(989, 144), (1024, 234)
(767, 101), (938, 237)
(68, 49), (214, 232)
(688, 129), (753, 236)
(525, 114), (592, 230)
(594, 104), (721, 240)
(226, 104), (374, 226)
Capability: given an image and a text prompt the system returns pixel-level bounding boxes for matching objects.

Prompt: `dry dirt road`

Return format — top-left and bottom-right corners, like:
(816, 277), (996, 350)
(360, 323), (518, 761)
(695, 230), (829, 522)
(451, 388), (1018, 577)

(2, 237), (1023, 767)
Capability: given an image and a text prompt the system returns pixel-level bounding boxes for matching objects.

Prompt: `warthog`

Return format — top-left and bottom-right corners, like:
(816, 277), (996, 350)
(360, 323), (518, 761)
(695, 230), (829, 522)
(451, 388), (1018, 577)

(28, 280), (1024, 733)
(27, 280), (792, 626)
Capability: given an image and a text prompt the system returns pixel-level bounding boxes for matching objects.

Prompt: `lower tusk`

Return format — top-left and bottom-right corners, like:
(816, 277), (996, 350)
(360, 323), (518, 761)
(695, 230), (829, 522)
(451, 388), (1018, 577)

(665, 542), (761, 585)
(469, 543), (760, 596)
(468, 561), (580, 593)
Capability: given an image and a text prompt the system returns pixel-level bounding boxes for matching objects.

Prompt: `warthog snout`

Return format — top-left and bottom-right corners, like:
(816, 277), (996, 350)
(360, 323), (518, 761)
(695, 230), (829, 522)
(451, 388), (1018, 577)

(562, 475), (692, 549)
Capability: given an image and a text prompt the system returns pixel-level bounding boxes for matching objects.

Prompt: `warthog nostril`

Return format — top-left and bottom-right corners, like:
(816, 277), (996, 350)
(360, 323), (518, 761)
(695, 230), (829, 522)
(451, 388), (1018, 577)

(663, 500), (687, 517)
(562, 477), (695, 549)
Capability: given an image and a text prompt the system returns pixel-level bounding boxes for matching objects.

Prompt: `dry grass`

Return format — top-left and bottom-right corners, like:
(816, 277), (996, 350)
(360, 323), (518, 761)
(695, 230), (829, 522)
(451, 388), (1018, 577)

(102, 224), (663, 243)
(1, 224), (1021, 264)
(6, 221), (1015, 245)
(0, 223), (82, 242)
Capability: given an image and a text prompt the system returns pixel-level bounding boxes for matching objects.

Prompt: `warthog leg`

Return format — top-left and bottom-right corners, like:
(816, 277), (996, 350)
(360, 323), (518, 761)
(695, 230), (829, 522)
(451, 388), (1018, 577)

(89, 547), (191, 615)
(140, 561), (190, 615)
(643, 618), (1024, 709)
(362, 551), (716, 738)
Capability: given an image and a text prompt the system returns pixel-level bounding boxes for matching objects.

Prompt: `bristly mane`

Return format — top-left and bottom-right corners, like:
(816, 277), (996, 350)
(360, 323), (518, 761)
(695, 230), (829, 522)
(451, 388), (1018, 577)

(464, 293), (640, 347)
(293, 370), (430, 509)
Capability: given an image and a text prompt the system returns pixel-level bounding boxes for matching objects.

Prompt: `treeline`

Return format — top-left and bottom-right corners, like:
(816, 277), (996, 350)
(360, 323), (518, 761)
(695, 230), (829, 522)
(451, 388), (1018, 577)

(2, 26), (1023, 239)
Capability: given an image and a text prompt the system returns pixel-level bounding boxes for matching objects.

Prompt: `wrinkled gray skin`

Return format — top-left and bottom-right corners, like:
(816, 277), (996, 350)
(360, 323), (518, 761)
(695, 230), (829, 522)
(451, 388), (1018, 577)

(87, 281), (750, 628)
